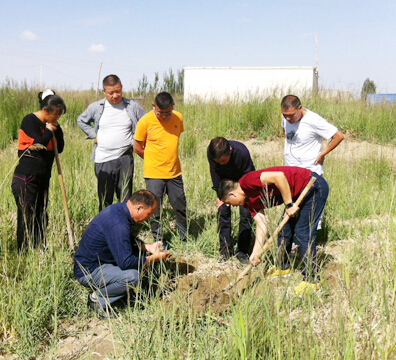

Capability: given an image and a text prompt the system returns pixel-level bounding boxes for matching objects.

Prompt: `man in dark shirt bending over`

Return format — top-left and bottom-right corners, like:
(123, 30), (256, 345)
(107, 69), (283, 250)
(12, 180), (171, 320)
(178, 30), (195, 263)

(74, 190), (170, 318)
(207, 137), (255, 265)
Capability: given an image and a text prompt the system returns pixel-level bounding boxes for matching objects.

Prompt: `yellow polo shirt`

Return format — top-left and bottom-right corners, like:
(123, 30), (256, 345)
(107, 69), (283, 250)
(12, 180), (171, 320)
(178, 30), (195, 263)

(134, 110), (184, 179)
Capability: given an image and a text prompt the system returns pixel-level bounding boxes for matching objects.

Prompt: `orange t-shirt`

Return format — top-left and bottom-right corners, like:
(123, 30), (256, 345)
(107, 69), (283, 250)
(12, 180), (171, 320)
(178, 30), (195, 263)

(134, 110), (184, 179)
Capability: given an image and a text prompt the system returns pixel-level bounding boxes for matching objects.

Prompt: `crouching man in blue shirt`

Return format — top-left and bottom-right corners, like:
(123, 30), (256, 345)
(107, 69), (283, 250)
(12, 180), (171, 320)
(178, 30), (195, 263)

(74, 190), (170, 318)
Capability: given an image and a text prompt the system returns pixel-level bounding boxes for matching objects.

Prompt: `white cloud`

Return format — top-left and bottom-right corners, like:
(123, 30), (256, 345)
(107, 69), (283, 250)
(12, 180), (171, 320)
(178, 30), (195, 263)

(20, 31), (39, 41)
(88, 44), (106, 53)
(237, 18), (252, 23)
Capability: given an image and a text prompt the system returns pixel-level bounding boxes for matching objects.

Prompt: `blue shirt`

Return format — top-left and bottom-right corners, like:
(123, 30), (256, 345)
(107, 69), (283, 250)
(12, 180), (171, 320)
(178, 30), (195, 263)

(74, 202), (146, 279)
(208, 140), (255, 191)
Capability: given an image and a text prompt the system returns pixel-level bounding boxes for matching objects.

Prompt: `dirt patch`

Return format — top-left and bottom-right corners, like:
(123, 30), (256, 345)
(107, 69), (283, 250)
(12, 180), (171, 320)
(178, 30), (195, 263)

(176, 272), (234, 313)
(242, 137), (396, 167)
(44, 319), (119, 360)
(168, 258), (262, 314)
(322, 261), (343, 290)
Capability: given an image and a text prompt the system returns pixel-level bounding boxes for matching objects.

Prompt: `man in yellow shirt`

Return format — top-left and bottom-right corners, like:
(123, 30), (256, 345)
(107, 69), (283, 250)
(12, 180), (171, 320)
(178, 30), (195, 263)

(134, 92), (187, 244)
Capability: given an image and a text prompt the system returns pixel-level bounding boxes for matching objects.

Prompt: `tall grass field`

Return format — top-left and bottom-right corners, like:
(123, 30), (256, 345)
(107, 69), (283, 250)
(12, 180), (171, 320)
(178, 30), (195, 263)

(0, 85), (396, 359)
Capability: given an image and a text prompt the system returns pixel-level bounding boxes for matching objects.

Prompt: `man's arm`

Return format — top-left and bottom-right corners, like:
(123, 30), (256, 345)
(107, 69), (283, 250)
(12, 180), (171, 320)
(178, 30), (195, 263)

(207, 152), (224, 208)
(315, 130), (344, 165)
(250, 211), (268, 266)
(76, 104), (97, 139)
(133, 140), (145, 158)
(208, 160), (222, 191)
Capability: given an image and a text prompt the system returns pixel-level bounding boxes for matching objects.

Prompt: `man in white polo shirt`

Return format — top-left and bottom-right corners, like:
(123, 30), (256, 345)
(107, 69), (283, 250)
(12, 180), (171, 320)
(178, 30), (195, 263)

(77, 75), (146, 211)
(281, 94), (344, 176)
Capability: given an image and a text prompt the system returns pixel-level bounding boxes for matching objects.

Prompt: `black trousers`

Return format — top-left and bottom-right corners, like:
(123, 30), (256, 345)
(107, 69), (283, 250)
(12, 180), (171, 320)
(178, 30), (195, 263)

(145, 175), (187, 243)
(218, 204), (252, 254)
(11, 173), (50, 251)
(94, 152), (134, 212)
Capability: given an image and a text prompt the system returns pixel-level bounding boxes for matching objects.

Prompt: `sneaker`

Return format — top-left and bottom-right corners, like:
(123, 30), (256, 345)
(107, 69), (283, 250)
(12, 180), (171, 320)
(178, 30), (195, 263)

(294, 281), (321, 296)
(87, 294), (114, 319)
(235, 251), (250, 266)
(267, 266), (291, 278)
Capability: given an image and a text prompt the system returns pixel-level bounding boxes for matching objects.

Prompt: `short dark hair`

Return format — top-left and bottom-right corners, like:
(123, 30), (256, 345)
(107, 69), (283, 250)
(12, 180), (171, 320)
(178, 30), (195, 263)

(154, 92), (174, 110)
(281, 95), (301, 111)
(38, 90), (67, 115)
(103, 74), (122, 88)
(208, 137), (231, 160)
(129, 190), (157, 208)
(217, 179), (238, 201)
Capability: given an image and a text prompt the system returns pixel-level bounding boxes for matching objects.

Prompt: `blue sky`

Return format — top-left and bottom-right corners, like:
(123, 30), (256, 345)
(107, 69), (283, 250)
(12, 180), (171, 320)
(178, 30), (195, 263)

(1, 0), (395, 94)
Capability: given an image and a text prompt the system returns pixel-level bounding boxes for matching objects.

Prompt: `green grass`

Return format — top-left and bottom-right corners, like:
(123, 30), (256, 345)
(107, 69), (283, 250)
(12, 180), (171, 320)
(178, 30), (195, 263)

(0, 85), (396, 358)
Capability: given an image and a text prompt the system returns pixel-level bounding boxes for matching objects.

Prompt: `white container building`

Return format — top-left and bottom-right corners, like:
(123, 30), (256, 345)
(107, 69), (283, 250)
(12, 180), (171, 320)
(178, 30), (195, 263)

(183, 67), (318, 103)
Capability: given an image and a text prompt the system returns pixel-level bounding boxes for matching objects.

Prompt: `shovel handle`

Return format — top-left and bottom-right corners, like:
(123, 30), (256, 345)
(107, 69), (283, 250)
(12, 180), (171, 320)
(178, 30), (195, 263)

(52, 135), (75, 250)
(223, 176), (317, 291)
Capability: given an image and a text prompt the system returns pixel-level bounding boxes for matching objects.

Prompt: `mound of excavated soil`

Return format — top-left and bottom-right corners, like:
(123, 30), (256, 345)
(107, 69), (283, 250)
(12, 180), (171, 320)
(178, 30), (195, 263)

(176, 273), (233, 313)
(171, 264), (262, 314)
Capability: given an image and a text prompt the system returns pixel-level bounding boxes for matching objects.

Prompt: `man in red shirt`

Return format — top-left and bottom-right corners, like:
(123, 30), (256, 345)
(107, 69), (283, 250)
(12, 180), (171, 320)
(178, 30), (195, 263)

(217, 166), (329, 295)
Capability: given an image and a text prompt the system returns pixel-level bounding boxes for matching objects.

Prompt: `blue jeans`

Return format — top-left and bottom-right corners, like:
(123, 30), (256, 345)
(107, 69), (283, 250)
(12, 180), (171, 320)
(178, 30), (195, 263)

(277, 173), (329, 282)
(218, 204), (252, 254)
(77, 263), (139, 307)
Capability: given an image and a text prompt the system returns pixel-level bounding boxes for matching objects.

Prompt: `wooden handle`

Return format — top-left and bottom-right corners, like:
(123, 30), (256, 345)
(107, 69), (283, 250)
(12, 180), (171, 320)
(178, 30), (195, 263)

(52, 135), (75, 250)
(223, 176), (317, 292)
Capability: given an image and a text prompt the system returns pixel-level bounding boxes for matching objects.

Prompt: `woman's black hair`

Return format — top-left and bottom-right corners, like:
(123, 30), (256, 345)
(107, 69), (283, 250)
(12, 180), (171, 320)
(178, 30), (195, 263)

(38, 90), (67, 115)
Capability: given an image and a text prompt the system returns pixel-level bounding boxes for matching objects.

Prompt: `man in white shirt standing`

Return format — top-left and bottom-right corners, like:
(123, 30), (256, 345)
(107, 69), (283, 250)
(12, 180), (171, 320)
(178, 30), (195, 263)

(281, 94), (344, 176)
(273, 95), (345, 289)
(77, 75), (146, 211)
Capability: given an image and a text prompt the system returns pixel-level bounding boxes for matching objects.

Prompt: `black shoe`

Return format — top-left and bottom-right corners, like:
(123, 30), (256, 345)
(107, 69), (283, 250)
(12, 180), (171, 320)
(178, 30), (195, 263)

(235, 251), (250, 266)
(87, 294), (114, 319)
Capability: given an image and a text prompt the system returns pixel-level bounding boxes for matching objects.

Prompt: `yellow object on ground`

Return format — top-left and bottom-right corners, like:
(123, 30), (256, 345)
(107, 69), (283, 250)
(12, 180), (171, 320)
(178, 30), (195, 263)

(267, 266), (291, 278)
(294, 281), (321, 296)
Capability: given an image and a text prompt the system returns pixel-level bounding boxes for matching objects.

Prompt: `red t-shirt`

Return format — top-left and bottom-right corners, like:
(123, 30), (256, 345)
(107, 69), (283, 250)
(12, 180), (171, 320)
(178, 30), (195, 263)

(239, 166), (312, 217)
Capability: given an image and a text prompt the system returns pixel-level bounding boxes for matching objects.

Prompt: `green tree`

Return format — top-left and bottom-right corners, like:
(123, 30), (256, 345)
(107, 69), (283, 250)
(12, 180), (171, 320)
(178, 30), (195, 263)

(162, 68), (176, 94)
(149, 72), (159, 94)
(361, 78), (377, 99)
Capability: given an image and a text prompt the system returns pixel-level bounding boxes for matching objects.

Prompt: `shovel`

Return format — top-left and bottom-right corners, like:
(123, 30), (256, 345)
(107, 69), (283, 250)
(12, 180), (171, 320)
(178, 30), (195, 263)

(52, 135), (75, 251)
(223, 176), (317, 292)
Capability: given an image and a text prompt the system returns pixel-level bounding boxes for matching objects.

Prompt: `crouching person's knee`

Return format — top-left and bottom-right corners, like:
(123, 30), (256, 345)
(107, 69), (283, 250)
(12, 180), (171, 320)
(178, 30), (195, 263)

(124, 269), (140, 287)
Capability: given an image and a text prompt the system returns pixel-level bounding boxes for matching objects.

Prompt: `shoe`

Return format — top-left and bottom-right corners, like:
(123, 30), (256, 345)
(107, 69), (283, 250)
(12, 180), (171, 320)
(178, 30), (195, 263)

(87, 294), (114, 319)
(235, 251), (250, 266)
(294, 281), (321, 296)
(267, 266), (291, 278)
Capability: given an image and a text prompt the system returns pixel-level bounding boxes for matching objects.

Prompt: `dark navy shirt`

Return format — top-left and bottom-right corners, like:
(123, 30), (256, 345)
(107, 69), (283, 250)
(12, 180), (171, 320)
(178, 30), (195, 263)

(208, 140), (255, 191)
(74, 202), (146, 279)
